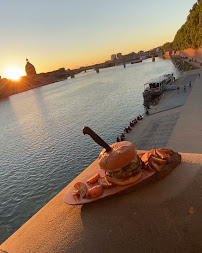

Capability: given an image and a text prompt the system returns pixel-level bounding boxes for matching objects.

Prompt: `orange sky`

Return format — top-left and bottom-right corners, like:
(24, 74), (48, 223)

(0, 0), (197, 78)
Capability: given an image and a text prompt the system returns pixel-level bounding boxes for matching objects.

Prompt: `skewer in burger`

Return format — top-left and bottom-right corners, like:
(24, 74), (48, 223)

(98, 141), (142, 185)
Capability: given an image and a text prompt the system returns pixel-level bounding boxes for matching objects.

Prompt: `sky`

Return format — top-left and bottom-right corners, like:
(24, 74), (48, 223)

(0, 0), (197, 78)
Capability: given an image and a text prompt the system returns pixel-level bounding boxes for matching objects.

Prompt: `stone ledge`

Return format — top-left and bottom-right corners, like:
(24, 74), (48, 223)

(1, 152), (202, 253)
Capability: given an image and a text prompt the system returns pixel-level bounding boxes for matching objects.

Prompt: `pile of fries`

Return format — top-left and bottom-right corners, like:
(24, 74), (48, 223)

(139, 148), (174, 172)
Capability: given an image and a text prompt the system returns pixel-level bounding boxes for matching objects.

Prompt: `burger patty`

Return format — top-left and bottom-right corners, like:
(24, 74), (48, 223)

(106, 157), (142, 179)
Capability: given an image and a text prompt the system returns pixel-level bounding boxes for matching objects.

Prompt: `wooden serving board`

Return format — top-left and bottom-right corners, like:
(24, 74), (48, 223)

(64, 152), (181, 205)
(64, 169), (155, 205)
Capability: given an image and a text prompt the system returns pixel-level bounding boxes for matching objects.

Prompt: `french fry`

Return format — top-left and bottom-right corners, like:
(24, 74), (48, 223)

(142, 147), (175, 168)
(151, 156), (167, 165)
(138, 152), (145, 158)
(158, 148), (174, 155)
(156, 149), (168, 160)
(149, 159), (160, 171)
(87, 172), (100, 184)
(152, 150), (159, 158)
(141, 151), (152, 164)
(147, 163), (155, 171)
(148, 149), (155, 155)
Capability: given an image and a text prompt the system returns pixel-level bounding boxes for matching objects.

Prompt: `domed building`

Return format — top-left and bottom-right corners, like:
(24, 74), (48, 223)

(25, 59), (37, 76)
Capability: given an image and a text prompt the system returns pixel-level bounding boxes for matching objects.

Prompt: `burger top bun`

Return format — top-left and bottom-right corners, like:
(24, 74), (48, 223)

(98, 141), (137, 171)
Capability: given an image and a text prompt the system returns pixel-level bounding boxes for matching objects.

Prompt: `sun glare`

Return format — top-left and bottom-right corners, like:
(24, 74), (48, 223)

(5, 67), (25, 81)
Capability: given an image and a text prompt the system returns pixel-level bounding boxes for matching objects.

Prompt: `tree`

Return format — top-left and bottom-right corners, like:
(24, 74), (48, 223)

(173, 0), (202, 50)
(161, 42), (173, 51)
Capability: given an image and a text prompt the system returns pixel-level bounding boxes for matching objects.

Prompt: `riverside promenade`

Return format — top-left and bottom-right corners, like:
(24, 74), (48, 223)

(127, 69), (201, 152)
(1, 68), (202, 253)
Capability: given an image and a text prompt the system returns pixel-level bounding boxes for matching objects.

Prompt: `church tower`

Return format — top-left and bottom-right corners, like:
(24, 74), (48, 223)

(25, 59), (37, 76)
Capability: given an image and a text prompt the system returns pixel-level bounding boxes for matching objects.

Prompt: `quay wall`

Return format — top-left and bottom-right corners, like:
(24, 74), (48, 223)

(163, 48), (202, 63)
(175, 48), (202, 63)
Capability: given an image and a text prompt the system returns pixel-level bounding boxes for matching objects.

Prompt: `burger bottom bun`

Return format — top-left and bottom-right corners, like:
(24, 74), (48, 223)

(106, 171), (142, 186)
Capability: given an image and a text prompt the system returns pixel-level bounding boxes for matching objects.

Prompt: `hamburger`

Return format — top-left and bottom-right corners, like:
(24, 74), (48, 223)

(98, 141), (142, 185)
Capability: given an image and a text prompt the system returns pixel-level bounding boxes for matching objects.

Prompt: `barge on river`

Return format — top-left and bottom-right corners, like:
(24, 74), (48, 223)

(143, 74), (176, 108)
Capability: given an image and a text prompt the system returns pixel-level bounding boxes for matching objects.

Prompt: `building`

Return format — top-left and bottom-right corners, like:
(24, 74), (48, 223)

(111, 54), (117, 61)
(117, 53), (122, 60)
(25, 59), (37, 76)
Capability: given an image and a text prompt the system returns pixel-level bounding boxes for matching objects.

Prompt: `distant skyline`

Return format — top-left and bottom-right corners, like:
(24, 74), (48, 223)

(0, 0), (197, 78)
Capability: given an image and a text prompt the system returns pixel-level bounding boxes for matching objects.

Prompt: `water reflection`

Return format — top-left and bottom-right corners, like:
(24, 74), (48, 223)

(9, 90), (48, 149)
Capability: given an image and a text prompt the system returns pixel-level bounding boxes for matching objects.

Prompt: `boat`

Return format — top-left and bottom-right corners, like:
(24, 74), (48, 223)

(131, 59), (142, 64)
(143, 74), (175, 108)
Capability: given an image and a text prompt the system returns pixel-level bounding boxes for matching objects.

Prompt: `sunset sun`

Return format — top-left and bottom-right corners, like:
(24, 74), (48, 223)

(5, 67), (25, 80)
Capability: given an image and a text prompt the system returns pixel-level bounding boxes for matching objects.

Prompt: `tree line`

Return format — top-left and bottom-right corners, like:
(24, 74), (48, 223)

(161, 0), (202, 51)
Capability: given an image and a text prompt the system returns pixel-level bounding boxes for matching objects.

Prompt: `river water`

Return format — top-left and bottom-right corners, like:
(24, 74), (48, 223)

(0, 58), (179, 243)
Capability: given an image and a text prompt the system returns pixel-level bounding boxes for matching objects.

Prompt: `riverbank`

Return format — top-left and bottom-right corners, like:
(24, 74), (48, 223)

(171, 55), (199, 74)
(0, 73), (68, 100)
(1, 68), (202, 253)
(125, 69), (201, 151)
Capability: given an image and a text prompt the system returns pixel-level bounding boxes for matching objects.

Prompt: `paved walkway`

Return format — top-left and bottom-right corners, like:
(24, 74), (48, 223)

(183, 58), (202, 69)
(168, 73), (202, 153)
(149, 72), (199, 114)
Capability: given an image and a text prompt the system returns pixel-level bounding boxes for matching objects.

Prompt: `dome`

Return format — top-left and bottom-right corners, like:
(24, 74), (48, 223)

(25, 59), (37, 75)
